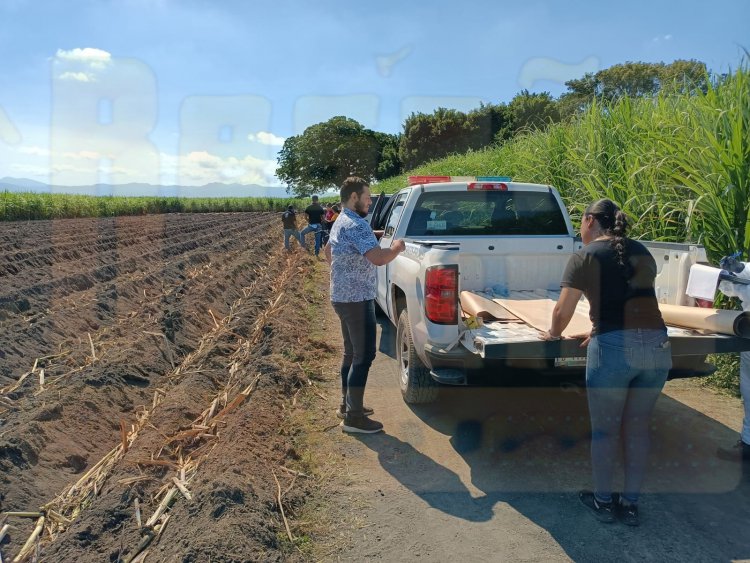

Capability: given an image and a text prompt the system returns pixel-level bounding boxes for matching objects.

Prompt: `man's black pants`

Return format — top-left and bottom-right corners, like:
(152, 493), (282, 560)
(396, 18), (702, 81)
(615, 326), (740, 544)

(332, 299), (377, 416)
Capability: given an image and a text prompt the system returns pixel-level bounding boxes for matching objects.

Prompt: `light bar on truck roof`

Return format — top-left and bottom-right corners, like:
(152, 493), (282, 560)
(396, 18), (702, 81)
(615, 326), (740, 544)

(407, 175), (512, 186)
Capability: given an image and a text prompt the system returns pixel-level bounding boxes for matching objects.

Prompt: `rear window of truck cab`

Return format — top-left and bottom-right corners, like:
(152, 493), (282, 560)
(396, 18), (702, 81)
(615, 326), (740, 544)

(405, 190), (568, 236)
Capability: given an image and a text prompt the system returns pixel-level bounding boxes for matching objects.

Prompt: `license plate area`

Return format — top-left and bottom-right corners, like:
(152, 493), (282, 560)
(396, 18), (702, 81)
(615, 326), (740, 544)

(554, 357), (587, 367)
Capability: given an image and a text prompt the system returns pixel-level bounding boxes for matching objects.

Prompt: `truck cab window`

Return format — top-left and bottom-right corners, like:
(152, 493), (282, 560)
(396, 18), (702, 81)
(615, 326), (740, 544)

(383, 193), (408, 237)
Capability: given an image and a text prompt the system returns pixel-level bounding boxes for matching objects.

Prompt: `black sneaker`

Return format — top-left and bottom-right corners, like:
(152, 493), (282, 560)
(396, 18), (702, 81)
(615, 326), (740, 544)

(341, 415), (383, 434)
(716, 440), (750, 462)
(578, 490), (615, 523)
(336, 404), (374, 419)
(613, 493), (639, 526)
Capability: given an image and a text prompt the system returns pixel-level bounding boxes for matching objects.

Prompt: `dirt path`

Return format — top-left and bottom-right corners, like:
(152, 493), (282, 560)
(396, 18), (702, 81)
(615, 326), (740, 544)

(317, 305), (750, 562)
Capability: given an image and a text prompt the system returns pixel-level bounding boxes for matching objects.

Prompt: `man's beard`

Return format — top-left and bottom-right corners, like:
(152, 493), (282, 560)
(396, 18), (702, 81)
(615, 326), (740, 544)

(355, 200), (368, 218)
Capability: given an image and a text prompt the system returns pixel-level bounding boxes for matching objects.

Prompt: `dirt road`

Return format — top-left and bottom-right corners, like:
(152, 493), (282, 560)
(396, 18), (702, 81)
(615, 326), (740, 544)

(321, 314), (750, 562)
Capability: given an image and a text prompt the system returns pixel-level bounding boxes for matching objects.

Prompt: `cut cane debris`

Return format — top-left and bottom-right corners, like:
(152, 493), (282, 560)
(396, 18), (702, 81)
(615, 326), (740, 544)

(12, 515), (44, 563)
(145, 487), (177, 528)
(272, 470), (294, 543)
(1, 513), (43, 520)
(172, 478), (193, 502)
(120, 419), (129, 453)
(134, 499), (142, 529)
(87, 333), (96, 361)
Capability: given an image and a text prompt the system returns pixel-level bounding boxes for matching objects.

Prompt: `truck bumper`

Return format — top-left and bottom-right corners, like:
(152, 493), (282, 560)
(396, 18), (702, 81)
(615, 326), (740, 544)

(474, 334), (750, 359)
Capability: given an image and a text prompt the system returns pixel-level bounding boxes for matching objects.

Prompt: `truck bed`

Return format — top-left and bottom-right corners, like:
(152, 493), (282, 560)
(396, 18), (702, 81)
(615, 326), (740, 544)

(460, 290), (750, 359)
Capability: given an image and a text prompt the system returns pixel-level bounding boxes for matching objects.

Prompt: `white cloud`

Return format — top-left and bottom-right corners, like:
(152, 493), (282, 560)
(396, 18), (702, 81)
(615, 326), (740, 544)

(652, 34), (674, 43)
(55, 47), (112, 69)
(247, 131), (285, 146)
(18, 145), (50, 156)
(58, 71), (95, 82)
(177, 151), (279, 185)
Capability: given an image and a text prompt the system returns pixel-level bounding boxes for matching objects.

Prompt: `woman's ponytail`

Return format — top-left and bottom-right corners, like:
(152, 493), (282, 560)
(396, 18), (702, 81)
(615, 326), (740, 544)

(585, 199), (631, 276)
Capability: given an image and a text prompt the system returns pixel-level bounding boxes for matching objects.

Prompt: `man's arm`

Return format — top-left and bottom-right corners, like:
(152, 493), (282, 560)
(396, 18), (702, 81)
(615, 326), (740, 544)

(364, 239), (405, 266)
(324, 241), (332, 264)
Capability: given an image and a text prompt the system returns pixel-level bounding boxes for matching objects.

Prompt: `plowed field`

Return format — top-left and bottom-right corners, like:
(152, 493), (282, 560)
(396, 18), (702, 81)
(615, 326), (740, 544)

(0, 213), (326, 562)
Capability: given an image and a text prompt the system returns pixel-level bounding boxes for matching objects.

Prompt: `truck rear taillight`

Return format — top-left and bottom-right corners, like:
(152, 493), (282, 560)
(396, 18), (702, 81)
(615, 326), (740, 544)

(425, 265), (458, 324)
(467, 182), (508, 191)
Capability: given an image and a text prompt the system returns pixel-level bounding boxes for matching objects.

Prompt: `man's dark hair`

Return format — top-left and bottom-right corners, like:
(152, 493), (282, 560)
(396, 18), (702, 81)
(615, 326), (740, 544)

(340, 176), (369, 203)
(311, 195), (319, 202)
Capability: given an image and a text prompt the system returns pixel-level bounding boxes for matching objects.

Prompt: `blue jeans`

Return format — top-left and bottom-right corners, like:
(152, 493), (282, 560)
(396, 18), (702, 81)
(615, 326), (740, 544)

(299, 223), (322, 254)
(586, 329), (671, 504)
(283, 228), (300, 250)
(332, 300), (377, 416)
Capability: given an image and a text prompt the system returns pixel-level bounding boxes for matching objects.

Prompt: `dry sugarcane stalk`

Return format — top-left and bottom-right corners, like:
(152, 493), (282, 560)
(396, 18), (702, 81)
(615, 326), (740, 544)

(120, 420), (129, 453)
(87, 333), (96, 361)
(208, 309), (220, 328)
(117, 476), (154, 486)
(162, 428), (204, 444)
(37, 369), (44, 390)
(1, 513), (43, 519)
(134, 499), (142, 529)
(0, 523), (10, 543)
(129, 459), (178, 469)
(11, 515), (44, 563)
(144, 487), (177, 528)
(123, 529), (154, 563)
(212, 373), (261, 420)
(143, 331), (175, 369)
(154, 513), (171, 537)
(279, 466), (310, 479)
(272, 470), (294, 542)
(45, 510), (71, 526)
(171, 478), (192, 502)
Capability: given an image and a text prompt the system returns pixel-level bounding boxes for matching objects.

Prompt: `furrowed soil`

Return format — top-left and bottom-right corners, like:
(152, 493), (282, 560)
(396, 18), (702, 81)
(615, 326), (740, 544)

(0, 213), (330, 562)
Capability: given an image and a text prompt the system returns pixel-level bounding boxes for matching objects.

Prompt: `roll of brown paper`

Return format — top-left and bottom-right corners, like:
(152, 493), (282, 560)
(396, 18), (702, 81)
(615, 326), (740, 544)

(460, 291), (518, 321)
(658, 304), (750, 338)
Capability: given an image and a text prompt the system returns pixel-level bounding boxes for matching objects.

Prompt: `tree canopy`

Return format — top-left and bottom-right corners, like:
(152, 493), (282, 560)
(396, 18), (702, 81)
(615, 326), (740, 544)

(276, 116), (382, 197)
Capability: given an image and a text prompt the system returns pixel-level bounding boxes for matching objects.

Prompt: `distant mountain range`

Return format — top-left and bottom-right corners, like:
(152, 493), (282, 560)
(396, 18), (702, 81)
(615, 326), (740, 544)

(0, 177), (291, 199)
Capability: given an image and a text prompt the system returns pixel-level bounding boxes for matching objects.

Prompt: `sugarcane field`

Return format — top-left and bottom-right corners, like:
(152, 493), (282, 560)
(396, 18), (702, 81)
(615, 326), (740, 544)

(0, 213), (331, 561)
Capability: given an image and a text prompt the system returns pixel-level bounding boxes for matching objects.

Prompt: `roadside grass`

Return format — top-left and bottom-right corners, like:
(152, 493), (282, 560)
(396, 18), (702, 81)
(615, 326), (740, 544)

(704, 353), (741, 397)
(277, 255), (346, 559)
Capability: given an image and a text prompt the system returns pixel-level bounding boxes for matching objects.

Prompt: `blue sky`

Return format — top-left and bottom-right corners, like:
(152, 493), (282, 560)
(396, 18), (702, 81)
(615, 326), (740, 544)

(0, 0), (747, 189)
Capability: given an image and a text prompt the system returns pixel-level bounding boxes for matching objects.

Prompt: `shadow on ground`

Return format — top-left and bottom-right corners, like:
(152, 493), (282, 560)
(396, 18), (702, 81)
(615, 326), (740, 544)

(357, 319), (750, 561)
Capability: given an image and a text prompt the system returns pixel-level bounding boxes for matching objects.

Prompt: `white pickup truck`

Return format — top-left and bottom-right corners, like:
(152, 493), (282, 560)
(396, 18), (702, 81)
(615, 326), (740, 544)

(369, 176), (750, 404)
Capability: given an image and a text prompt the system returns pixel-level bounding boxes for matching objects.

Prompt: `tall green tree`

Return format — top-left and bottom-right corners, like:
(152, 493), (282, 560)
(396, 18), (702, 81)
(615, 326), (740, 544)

(559, 60), (708, 117)
(467, 102), (513, 145)
(374, 132), (402, 180)
(399, 108), (480, 170)
(276, 116), (381, 197)
(508, 90), (561, 133)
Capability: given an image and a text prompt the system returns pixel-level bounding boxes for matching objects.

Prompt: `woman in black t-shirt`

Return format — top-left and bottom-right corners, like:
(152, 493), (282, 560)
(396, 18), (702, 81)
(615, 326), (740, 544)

(542, 198), (671, 526)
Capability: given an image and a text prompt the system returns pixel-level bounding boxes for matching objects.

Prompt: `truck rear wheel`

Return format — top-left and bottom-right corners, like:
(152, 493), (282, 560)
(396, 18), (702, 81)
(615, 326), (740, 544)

(396, 309), (438, 404)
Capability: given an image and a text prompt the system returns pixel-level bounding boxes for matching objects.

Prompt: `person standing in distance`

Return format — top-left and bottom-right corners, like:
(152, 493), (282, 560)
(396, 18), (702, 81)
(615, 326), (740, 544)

(324, 177), (405, 433)
(300, 195), (326, 256)
(281, 205), (300, 251)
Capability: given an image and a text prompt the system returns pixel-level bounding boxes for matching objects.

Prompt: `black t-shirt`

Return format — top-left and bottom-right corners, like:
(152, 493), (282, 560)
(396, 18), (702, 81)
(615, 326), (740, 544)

(305, 203), (325, 224)
(561, 239), (665, 335)
(281, 210), (296, 229)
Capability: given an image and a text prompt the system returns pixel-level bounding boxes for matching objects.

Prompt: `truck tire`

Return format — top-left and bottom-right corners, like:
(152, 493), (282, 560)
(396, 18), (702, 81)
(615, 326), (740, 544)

(396, 309), (439, 404)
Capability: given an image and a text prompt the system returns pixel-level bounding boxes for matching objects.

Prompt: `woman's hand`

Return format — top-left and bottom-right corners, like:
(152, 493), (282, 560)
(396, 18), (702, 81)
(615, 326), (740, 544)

(579, 331), (592, 348)
(540, 330), (562, 341)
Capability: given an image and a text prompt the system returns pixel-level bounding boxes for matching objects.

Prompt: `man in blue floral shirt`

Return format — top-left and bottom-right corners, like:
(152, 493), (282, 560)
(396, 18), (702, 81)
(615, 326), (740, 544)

(324, 177), (405, 433)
